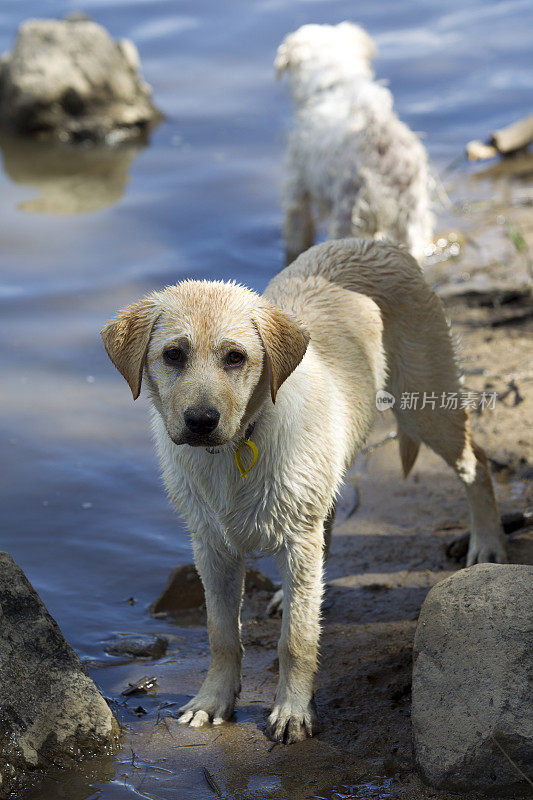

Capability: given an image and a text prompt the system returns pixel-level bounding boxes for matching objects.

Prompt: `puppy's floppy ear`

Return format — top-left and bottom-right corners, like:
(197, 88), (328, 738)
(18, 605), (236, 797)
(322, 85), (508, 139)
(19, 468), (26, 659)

(253, 303), (309, 403)
(101, 298), (160, 400)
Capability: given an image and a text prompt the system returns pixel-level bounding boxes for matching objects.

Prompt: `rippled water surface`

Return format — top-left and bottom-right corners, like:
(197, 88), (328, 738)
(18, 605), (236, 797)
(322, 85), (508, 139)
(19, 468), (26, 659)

(0, 0), (531, 796)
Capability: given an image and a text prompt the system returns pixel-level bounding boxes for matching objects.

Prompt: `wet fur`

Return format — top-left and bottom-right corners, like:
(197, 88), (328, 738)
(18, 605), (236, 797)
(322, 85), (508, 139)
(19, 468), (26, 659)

(102, 239), (506, 744)
(276, 22), (434, 264)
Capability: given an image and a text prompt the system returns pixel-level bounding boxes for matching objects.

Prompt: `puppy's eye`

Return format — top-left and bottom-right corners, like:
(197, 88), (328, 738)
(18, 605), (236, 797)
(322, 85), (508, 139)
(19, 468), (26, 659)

(225, 350), (245, 367)
(164, 347), (186, 365)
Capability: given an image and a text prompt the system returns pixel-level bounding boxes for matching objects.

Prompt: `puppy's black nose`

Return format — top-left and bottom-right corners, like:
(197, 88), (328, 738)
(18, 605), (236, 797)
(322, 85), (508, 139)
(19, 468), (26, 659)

(183, 406), (220, 435)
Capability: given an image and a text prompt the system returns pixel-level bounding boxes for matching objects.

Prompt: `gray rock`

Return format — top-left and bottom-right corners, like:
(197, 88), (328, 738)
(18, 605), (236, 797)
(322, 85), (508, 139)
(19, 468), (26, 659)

(0, 552), (120, 799)
(105, 635), (168, 659)
(150, 563), (275, 615)
(0, 16), (162, 143)
(412, 563), (533, 796)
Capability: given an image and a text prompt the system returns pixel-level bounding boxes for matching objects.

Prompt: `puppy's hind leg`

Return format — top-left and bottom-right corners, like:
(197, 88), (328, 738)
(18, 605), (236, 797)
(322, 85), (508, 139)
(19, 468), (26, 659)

(396, 406), (507, 566)
(456, 436), (507, 566)
(323, 502), (336, 559)
(178, 537), (245, 727)
(267, 526), (324, 743)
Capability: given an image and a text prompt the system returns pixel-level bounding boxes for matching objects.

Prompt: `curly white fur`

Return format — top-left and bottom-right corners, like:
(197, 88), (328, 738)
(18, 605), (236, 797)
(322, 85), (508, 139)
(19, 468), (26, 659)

(276, 22), (434, 263)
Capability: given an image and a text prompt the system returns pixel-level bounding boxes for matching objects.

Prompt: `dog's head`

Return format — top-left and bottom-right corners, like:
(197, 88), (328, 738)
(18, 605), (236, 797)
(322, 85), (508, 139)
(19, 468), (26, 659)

(275, 22), (375, 104)
(101, 281), (309, 447)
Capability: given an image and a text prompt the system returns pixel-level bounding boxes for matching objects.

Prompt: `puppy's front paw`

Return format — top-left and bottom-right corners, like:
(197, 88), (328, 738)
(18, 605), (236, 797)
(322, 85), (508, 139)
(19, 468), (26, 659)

(466, 534), (507, 567)
(266, 696), (320, 743)
(178, 684), (238, 727)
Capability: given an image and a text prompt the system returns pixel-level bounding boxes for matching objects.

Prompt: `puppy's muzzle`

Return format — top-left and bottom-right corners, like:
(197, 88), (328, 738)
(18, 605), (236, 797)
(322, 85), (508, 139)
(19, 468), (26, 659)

(183, 406), (220, 436)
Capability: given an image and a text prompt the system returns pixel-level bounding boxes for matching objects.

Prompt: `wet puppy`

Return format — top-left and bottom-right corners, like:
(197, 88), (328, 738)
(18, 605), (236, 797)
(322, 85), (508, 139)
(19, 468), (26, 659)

(102, 239), (506, 743)
(276, 22), (434, 264)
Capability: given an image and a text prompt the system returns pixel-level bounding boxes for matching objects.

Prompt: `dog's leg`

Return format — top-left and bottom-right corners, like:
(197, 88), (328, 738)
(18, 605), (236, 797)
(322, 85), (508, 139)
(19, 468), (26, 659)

(428, 427), (506, 566)
(329, 197), (357, 241)
(282, 169), (315, 264)
(396, 409), (507, 566)
(329, 173), (374, 242)
(283, 198), (315, 264)
(267, 530), (324, 743)
(457, 438), (508, 566)
(178, 539), (244, 727)
(266, 587), (284, 617)
(323, 502), (336, 559)
(267, 507), (335, 617)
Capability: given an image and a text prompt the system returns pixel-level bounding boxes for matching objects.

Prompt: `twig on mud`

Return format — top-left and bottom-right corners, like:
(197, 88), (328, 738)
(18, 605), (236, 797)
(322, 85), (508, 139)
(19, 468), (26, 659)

(133, 788), (164, 800)
(491, 735), (533, 789)
(268, 741), (279, 753)
(203, 766), (222, 796)
(361, 431), (397, 455)
(155, 711), (174, 729)
(171, 742), (208, 748)
(122, 776), (165, 800)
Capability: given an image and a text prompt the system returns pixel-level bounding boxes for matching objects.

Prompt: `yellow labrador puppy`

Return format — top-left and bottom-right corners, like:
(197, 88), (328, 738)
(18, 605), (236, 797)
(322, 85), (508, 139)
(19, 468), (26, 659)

(102, 238), (506, 743)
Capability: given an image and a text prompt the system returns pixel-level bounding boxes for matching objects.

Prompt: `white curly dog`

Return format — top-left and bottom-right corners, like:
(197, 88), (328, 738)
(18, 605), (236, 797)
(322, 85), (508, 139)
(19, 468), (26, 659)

(276, 22), (434, 264)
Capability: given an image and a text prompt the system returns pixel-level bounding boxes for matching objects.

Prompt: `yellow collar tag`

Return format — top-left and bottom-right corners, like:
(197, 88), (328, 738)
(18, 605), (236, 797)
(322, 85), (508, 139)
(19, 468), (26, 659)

(234, 439), (259, 478)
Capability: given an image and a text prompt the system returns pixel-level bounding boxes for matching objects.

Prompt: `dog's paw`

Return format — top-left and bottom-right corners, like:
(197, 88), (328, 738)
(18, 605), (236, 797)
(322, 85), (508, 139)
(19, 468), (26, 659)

(178, 687), (237, 727)
(266, 696), (321, 743)
(267, 588), (284, 617)
(466, 534), (508, 567)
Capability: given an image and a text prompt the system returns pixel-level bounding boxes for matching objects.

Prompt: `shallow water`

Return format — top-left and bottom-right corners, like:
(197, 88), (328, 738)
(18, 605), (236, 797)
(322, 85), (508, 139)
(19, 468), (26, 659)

(0, 0), (531, 797)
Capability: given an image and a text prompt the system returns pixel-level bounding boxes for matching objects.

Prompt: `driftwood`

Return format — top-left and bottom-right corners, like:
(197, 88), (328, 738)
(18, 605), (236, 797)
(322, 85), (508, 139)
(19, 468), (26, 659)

(466, 113), (533, 161)
(491, 114), (533, 153)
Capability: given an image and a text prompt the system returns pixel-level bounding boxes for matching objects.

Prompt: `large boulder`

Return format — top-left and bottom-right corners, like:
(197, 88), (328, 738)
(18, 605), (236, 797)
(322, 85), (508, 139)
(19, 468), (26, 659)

(412, 563), (533, 796)
(0, 15), (162, 144)
(0, 553), (120, 798)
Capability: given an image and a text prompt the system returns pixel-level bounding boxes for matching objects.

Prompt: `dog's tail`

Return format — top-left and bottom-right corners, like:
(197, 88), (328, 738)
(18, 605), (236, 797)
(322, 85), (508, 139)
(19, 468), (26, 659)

(397, 426), (420, 478)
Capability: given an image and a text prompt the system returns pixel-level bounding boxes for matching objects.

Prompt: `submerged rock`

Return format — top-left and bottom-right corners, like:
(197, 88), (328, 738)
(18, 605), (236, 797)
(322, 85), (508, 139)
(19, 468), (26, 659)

(0, 552), (120, 799)
(105, 635), (168, 659)
(150, 563), (275, 615)
(0, 16), (162, 144)
(412, 563), (533, 796)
